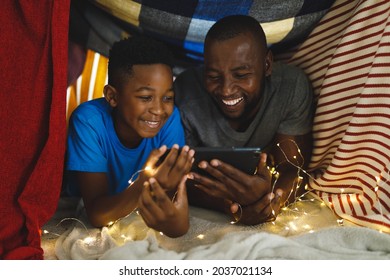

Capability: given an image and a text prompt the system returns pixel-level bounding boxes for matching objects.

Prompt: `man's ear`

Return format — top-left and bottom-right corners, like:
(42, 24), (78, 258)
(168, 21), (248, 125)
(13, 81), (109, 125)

(265, 50), (273, 77)
(103, 85), (118, 107)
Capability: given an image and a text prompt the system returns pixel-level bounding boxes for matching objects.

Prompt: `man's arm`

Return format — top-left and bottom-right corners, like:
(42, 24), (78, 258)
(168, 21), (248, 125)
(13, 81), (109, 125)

(268, 132), (313, 206)
(187, 132), (312, 225)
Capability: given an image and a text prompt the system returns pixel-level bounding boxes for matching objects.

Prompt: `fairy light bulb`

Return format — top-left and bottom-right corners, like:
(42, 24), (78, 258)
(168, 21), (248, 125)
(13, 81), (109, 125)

(197, 234), (205, 240)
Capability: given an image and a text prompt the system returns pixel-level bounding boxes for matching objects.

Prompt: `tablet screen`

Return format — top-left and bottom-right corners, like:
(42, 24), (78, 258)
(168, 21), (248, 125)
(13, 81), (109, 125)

(192, 147), (261, 176)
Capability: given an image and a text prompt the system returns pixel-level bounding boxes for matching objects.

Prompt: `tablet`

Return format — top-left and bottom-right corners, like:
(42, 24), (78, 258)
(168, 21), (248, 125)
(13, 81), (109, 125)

(191, 147), (261, 176)
(157, 147), (261, 176)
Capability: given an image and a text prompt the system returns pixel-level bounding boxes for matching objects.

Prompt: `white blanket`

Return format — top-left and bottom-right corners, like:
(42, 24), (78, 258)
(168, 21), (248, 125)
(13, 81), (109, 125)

(42, 197), (390, 260)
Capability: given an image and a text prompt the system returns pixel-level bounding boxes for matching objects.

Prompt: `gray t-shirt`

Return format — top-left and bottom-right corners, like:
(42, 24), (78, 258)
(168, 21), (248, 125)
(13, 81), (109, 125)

(174, 62), (314, 149)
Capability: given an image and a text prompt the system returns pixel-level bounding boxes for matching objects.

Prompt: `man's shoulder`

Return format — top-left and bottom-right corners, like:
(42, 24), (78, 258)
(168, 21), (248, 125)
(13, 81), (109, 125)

(273, 61), (307, 80)
(270, 62), (311, 95)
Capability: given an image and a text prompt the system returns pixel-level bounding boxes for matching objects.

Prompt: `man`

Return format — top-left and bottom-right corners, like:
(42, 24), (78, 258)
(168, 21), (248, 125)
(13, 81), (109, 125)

(174, 15), (314, 225)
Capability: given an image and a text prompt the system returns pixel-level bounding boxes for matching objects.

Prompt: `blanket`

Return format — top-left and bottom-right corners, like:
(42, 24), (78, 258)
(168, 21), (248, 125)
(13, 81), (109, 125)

(0, 0), (69, 259)
(42, 196), (390, 260)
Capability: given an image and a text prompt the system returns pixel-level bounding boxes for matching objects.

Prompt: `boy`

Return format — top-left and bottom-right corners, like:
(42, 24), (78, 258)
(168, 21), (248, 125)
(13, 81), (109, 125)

(66, 36), (194, 237)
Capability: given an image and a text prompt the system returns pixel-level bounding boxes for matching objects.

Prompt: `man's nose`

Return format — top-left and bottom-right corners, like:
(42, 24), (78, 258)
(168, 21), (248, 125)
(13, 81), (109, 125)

(221, 77), (235, 96)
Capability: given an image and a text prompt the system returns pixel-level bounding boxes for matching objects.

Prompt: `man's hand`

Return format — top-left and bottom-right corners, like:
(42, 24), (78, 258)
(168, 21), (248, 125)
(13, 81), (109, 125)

(190, 153), (272, 206)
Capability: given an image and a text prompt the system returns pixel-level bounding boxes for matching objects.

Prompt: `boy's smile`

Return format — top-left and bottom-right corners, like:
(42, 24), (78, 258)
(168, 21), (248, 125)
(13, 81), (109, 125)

(105, 63), (174, 148)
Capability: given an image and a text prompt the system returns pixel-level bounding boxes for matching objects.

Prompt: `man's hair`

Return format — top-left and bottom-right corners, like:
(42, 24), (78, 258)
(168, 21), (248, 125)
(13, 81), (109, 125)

(205, 15), (267, 48)
(108, 36), (174, 87)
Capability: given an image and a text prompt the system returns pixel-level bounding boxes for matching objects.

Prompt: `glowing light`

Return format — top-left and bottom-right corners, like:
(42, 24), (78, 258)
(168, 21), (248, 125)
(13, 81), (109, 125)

(288, 222), (298, 231)
(159, 232), (164, 236)
(83, 236), (95, 245)
(107, 221), (114, 226)
(197, 234), (205, 240)
(340, 188), (345, 193)
(144, 165), (155, 176)
(120, 234), (132, 242)
(43, 230), (49, 234)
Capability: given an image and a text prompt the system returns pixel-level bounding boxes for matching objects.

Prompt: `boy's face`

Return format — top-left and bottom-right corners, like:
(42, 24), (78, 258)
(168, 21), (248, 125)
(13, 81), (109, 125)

(105, 64), (174, 148)
(203, 32), (271, 130)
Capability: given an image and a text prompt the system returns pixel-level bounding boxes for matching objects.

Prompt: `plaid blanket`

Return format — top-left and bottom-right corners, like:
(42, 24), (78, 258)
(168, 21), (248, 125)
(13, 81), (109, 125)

(70, 0), (335, 62)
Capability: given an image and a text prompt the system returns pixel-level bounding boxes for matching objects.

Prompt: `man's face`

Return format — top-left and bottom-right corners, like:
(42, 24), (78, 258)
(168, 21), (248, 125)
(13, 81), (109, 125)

(107, 64), (174, 148)
(204, 32), (270, 129)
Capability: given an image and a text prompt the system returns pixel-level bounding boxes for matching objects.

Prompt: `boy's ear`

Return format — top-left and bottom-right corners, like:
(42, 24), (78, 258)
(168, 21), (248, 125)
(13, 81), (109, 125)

(104, 85), (118, 107)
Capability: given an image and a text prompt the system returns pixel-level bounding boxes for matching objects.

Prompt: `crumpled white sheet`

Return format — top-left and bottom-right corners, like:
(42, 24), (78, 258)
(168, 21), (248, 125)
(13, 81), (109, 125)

(43, 196), (390, 260)
(100, 227), (390, 260)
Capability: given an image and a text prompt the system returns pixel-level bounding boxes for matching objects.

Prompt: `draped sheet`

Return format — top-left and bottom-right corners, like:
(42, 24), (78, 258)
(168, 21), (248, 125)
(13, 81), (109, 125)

(288, 0), (390, 232)
(0, 1), (70, 259)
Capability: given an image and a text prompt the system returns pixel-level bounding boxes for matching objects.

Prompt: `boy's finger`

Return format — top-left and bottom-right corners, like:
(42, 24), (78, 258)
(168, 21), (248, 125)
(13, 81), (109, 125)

(145, 145), (168, 169)
(174, 175), (188, 206)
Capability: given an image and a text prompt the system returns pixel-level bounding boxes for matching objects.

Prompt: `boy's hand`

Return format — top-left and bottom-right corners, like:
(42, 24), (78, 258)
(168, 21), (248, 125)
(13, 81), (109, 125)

(138, 175), (189, 237)
(143, 144), (195, 191)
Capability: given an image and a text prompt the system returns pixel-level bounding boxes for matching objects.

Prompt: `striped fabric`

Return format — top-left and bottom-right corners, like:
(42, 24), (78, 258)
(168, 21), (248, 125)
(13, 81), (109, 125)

(288, 0), (390, 232)
(66, 50), (108, 124)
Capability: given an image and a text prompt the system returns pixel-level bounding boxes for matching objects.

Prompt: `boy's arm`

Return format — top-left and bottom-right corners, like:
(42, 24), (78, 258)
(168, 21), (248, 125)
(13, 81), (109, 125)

(73, 171), (144, 227)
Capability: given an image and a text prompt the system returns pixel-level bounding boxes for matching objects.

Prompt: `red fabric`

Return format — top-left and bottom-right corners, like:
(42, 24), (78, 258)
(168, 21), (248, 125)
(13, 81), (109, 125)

(0, 0), (70, 259)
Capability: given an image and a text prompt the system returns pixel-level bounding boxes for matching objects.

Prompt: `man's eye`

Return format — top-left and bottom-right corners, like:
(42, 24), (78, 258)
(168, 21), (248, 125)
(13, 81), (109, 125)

(207, 75), (220, 81)
(234, 73), (250, 79)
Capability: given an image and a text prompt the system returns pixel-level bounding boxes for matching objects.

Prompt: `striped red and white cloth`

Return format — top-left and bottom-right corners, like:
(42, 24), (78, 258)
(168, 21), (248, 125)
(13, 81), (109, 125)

(289, 0), (390, 232)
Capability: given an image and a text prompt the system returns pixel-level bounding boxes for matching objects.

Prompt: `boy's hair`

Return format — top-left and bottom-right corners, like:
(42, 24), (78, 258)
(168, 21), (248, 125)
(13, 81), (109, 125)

(108, 36), (174, 88)
(205, 15), (267, 49)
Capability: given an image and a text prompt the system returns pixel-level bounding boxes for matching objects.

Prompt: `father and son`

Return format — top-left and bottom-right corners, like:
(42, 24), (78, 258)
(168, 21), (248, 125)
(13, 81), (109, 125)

(66, 15), (314, 237)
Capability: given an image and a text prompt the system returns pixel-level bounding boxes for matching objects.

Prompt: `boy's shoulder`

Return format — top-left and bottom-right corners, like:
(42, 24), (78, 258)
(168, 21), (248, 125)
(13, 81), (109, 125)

(71, 98), (110, 123)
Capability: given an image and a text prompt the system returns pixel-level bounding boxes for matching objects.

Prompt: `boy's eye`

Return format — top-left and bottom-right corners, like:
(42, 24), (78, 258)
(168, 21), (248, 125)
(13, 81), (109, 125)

(138, 96), (152, 102)
(163, 96), (174, 102)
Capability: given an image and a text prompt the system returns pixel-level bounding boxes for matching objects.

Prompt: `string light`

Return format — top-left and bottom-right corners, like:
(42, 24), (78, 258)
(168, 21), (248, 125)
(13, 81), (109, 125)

(43, 140), (389, 254)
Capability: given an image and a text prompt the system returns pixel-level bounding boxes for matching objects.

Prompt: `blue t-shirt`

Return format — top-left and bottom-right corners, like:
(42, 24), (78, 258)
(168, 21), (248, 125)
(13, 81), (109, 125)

(66, 98), (185, 195)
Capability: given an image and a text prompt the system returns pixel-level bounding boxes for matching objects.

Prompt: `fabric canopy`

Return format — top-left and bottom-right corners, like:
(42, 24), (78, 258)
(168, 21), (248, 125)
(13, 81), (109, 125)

(0, 0), (70, 259)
